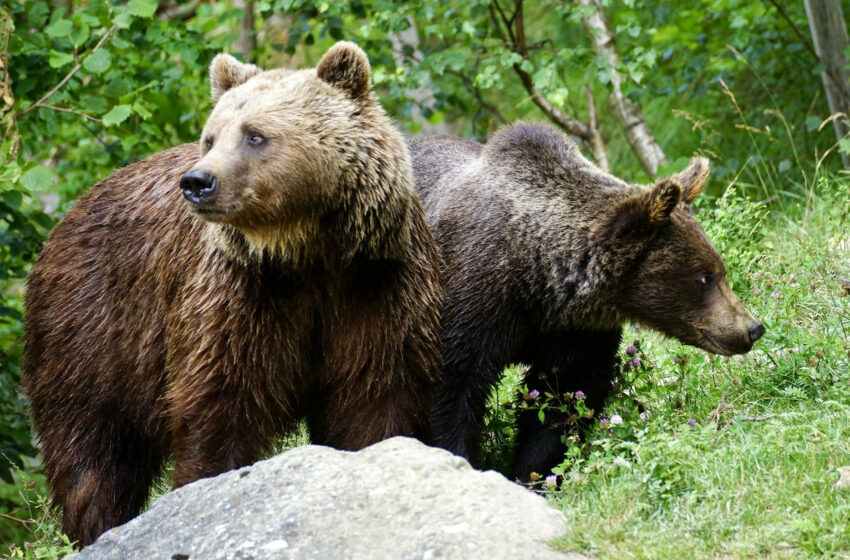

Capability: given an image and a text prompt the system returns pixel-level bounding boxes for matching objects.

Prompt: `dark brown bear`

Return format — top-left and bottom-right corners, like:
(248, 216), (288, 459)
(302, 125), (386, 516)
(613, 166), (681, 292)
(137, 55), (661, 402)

(23, 42), (441, 546)
(408, 122), (764, 482)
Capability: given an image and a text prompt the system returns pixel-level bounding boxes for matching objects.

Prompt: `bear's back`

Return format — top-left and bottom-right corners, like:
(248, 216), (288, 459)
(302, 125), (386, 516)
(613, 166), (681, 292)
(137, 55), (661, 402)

(407, 135), (482, 211)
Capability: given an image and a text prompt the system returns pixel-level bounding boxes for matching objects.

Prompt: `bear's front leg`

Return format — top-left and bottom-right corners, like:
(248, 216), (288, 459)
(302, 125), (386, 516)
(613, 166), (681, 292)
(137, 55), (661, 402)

(166, 349), (291, 488)
(172, 378), (278, 488)
(513, 329), (621, 482)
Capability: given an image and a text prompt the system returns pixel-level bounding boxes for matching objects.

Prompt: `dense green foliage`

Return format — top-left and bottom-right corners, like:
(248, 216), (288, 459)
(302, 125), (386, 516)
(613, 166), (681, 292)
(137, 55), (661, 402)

(1, 0), (848, 557)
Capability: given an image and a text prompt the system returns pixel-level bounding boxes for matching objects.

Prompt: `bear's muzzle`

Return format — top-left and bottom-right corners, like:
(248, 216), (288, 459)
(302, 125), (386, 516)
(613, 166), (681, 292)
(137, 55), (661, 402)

(181, 169), (218, 206)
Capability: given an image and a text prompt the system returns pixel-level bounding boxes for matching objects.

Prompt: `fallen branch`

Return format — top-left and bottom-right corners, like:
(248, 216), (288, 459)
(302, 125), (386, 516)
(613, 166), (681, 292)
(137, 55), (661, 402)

(738, 413), (778, 422)
(707, 391), (732, 424)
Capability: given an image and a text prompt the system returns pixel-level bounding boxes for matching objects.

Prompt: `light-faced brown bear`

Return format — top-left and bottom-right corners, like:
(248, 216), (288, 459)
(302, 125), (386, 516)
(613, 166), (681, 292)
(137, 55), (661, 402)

(407, 122), (763, 482)
(23, 42), (441, 546)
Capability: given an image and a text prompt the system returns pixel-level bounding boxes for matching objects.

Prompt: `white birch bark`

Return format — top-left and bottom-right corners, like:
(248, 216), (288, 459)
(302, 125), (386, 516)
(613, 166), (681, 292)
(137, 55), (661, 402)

(575, 0), (667, 176)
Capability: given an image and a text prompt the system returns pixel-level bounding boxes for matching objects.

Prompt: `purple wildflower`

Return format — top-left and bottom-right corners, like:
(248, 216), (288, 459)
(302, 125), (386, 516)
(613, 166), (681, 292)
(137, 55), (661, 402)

(688, 417), (696, 426)
(771, 289), (780, 298)
(574, 390), (585, 399)
(609, 413), (623, 425)
(630, 357), (641, 369)
(626, 345), (638, 356)
(544, 475), (557, 488)
(528, 389), (540, 399)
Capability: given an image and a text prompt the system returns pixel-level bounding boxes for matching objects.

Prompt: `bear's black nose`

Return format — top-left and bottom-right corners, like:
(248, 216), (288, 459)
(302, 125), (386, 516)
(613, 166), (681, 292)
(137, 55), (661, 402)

(180, 169), (217, 205)
(748, 321), (765, 343)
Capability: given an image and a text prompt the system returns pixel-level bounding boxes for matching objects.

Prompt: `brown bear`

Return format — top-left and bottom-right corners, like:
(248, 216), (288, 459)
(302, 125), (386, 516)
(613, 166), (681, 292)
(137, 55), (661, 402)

(407, 122), (764, 482)
(23, 42), (442, 547)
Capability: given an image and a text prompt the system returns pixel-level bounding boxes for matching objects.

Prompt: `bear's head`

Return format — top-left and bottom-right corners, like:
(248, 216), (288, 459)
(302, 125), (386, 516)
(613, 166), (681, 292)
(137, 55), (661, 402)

(180, 42), (413, 262)
(598, 158), (764, 356)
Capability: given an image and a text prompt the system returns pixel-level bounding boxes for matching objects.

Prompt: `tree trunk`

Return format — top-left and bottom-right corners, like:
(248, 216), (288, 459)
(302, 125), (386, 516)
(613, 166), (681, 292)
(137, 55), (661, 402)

(575, 0), (667, 176)
(235, 0), (256, 62)
(804, 0), (850, 167)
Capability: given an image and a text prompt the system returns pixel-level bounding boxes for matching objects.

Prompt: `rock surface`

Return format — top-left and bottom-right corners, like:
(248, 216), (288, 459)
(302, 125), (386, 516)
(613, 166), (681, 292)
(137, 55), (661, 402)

(76, 437), (590, 560)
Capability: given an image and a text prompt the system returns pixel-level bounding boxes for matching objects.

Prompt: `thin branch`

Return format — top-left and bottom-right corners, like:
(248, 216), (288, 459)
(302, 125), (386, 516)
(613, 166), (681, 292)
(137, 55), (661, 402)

(0, 512), (37, 537)
(584, 84), (597, 132)
(14, 26), (116, 120)
(514, 0), (526, 57)
(491, 0), (516, 45)
(764, 0), (819, 61)
(40, 103), (103, 123)
(450, 69), (509, 125)
(488, 3), (511, 46)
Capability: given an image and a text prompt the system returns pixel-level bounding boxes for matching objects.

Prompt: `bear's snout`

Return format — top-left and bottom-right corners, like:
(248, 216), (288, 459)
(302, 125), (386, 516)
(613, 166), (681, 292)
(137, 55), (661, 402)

(180, 169), (218, 205)
(748, 321), (765, 343)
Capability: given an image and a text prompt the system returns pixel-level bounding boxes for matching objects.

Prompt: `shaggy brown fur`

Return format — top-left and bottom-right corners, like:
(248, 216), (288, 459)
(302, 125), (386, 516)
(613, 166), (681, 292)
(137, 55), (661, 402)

(408, 122), (763, 482)
(23, 42), (441, 546)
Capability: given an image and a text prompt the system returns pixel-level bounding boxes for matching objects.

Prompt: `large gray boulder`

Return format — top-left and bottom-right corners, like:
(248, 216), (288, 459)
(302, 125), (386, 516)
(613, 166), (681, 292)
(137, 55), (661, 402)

(76, 437), (589, 560)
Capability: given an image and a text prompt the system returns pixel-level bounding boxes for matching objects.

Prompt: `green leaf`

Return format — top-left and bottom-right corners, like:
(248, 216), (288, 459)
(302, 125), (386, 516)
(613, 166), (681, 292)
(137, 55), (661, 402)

(805, 116), (822, 132)
(114, 12), (133, 29)
(19, 166), (54, 192)
(27, 2), (50, 28)
(122, 134), (140, 151)
(128, 0), (158, 18)
(80, 13), (100, 27)
(83, 49), (112, 74)
(105, 76), (133, 99)
(83, 0), (110, 23)
(71, 21), (90, 46)
(102, 104), (132, 126)
(133, 102), (153, 120)
(48, 50), (74, 68)
(1, 190), (23, 209)
(31, 212), (54, 229)
(83, 96), (108, 114)
(45, 18), (72, 38)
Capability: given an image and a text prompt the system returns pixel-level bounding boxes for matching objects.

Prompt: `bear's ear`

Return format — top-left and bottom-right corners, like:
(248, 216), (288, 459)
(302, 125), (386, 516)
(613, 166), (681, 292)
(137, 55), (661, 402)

(209, 54), (261, 105)
(669, 156), (710, 204)
(645, 179), (683, 225)
(604, 179), (682, 240)
(317, 41), (371, 99)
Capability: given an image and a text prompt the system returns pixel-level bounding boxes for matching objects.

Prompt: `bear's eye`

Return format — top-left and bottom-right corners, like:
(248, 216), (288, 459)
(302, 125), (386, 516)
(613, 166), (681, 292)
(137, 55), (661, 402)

(246, 132), (266, 146)
(698, 273), (714, 287)
(204, 136), (213, 150)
